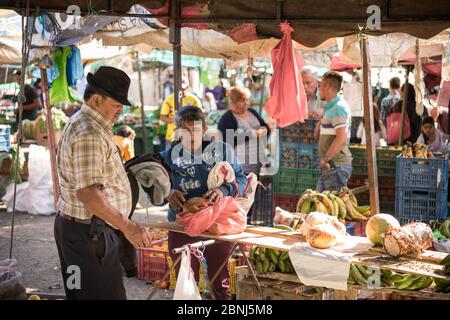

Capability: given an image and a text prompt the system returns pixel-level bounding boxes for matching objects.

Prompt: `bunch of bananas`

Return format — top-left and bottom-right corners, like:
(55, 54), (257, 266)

(249, 246), (295, 274)
(401, 143), (434, 159)
(347, 264), (393, 288)
(348, 264), (434, 291)
(296, 188), (372, 222)
(440, 219), (450, 238)
(390, 274), (434, 291)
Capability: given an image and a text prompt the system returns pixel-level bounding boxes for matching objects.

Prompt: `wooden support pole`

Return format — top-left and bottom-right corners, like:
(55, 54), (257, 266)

(136, 51), (148, 154)
(40, 67), (59, 208)
(169, 0), (182, 111)
(360, 38), (380, 215)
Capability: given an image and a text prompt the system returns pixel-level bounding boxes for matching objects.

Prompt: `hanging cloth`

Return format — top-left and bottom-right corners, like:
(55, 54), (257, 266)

(50, 47), (77, 104)
(263, 23), (308, 127)
(67, 46), (84, 87)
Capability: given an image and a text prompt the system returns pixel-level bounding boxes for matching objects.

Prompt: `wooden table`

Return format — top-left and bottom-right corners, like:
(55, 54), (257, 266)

(144, 222), (450, 299)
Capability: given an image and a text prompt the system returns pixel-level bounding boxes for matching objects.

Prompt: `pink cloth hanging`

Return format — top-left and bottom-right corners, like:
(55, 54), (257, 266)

(263, 23), (308, 127)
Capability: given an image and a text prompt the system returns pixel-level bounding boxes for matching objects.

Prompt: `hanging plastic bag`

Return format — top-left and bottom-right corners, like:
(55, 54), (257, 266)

(235, 172), (259, 214)
(264, 23), (308, 127)
(177, 196), (246, 237)
(386, 103), (411, 144)
(50, 47), (77, 104)
(173, 247), (202, 300)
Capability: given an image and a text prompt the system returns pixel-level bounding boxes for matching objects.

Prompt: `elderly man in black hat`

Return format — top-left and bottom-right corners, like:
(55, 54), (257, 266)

(54, 66), (152, 300)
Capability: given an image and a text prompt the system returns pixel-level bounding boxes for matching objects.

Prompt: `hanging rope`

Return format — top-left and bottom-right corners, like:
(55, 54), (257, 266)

(9, 0), (36, 259)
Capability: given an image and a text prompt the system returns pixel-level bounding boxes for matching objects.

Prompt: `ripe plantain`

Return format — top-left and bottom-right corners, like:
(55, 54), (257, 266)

(313, 199), (328, 214)
(317, 194), (335, 216)
(334, 196), (347, 219)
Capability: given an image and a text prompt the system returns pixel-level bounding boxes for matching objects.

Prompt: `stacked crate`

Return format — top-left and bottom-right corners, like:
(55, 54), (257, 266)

(272, 120), (320, 213)
(395, 154), (448, 224)
(348, 145), (401, 214)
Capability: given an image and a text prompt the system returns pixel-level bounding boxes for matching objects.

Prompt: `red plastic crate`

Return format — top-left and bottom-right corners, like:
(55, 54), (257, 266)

(137, 240), (169, 281)
(272, 193), (299, 213)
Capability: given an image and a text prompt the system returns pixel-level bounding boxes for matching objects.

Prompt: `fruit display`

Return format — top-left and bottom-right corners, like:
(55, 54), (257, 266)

(21, 120), (36, 140)
(296, 187), (372, 222)
(434, 278), (450, 293)
(400, 143), (434, 159)
(249, 246), (295, 274)
(383, 222), (433, 258)
(365, 214), (401, 246)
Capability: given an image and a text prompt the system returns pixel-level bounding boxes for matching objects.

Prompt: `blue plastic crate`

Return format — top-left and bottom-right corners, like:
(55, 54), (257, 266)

(345, 223), (355, 236)
(395, 154), (448, 191)
(279, 143), (319, 169)
(0, 125), (11, 135)
(395, 186), (448, 224)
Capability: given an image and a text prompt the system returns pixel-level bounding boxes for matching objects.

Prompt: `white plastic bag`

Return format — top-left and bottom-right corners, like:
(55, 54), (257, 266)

(236, 172), (259, 214)
(173, 247), (202, 300)
(27, 144), (53, 188)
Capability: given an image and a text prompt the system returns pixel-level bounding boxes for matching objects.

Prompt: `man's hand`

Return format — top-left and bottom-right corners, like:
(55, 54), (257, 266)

(168, 189), (187, 210)
(320, 159), (331, 171)
(203, 188), (224, 203)
(121, 221), (152, 249)
(311, 112), (321, 119)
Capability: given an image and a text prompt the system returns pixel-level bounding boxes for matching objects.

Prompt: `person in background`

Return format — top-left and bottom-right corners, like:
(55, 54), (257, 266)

(33, 78), (44, 106)
(356, 103), (386, 146)
(301, 67), (324, 119)
(162, 74), (174, 100)
(160, 76), (202, 147)
(13, 69), (42, 122)
(416, 116), (449, 152)
(113, 125), (136, 162)
(316, 71), (352, 192)
(394, 83), (428, 144)
(202, 92), (217, 113)
(217, 86), (271, 176)
(380, 77), (401, 128)
(161, 106), (247, 300)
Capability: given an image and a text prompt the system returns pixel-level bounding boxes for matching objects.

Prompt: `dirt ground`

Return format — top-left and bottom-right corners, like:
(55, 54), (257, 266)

(0, 203), (174, 300)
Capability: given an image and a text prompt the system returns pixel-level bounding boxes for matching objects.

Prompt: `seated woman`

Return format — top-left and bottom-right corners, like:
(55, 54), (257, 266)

(416, 116), (449, 152)
(160, 106), (247, 300)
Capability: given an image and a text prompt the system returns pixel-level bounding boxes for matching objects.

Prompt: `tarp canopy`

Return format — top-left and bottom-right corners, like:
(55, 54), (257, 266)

(2, 0), (449, 48)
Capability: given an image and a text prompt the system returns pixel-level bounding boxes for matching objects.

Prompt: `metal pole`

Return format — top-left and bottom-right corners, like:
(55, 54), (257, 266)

(258, 68), (267, 115)
(399, 66), (411, 146)
(136, 52), (148, 154)
(172, 240), (216, 254)
(360, 37), (380, 215)
(169, 0), (182, 111)
(40, 67), (60, 208)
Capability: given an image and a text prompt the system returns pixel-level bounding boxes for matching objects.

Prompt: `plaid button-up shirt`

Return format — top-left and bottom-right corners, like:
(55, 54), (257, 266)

(57, 104), (132, 220)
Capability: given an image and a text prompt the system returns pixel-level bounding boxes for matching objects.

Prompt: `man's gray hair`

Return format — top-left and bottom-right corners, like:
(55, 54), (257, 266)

(301, 66), (319, 80)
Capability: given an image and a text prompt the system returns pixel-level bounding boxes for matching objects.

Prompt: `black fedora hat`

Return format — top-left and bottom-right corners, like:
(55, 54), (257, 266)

(86, 66), (132, 106)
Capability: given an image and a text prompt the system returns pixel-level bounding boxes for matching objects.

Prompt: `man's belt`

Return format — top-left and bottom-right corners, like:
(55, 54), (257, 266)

(58, 212), (92, 225)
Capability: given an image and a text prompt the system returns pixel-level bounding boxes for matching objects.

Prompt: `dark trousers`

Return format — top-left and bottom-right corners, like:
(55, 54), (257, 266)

(54, 215), (127, 300)
(168, 231), (235, 300)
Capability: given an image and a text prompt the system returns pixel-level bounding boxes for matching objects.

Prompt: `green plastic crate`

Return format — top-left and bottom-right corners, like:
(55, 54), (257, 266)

(350, 146), (401, 177)
(273, 168), (320, 195)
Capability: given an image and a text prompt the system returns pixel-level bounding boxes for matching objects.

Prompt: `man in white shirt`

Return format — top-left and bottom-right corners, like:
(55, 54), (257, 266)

(301, 67), (325, 119)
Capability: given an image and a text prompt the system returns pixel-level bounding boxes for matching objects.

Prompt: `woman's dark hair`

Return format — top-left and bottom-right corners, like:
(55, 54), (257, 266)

(422, 116), (435, 127)
(175, 105), (206, 128)
(115, 125), (134, 138)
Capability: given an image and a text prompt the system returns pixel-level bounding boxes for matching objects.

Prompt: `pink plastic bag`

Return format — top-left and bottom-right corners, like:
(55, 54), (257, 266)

(264, 23), (308, 127)
(177, 197), (247, 237)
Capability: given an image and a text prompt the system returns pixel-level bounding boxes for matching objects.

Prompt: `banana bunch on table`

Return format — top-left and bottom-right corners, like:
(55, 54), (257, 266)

(296, 188), (372, 222)
(348, 264), (434, 291)
(249, 246), (295, 274)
